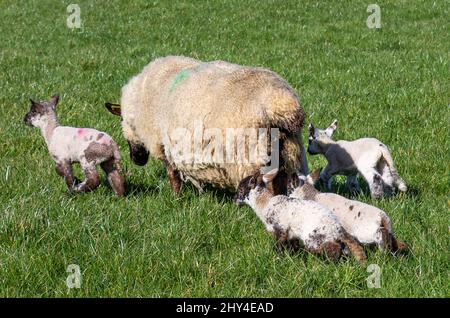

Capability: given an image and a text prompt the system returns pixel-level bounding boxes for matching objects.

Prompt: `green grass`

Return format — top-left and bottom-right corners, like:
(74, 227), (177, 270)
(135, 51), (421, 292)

(0, 0), (449, 297)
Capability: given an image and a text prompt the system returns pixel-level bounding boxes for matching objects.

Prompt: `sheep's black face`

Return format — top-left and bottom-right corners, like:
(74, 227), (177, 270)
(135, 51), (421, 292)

(127, 140), (149, 166)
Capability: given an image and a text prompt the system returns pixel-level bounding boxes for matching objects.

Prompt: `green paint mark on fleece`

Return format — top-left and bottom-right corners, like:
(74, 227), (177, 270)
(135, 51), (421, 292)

(169, 69), (191, 93)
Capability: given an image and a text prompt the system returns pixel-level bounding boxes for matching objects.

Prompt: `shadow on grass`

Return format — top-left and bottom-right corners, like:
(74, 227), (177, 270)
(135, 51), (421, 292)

(125, 182), (161, 197)
(316, 178), (420, 200)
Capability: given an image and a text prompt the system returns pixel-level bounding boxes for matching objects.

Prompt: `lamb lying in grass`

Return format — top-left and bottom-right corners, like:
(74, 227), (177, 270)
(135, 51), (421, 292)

(307, 119), (407, 198)
(234, 169), (366, 264)
(24, 95), (125, 196)
(290, 169), (407, 253)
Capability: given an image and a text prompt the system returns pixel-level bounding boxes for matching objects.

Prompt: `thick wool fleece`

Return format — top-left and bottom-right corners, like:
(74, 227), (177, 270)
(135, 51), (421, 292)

(120, 56), (308, 190)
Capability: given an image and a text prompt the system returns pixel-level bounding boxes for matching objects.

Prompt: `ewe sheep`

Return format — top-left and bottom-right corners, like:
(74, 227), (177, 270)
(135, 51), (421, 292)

(106, 56), (308, 194)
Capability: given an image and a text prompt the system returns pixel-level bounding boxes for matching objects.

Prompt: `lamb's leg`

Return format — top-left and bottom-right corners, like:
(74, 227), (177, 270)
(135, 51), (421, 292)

(55, 161), (78, 191)
(316, 242), (342, 262)
(377, 159), (395, 196)
(101, 159), (125, 197)
(345, 174), (361, 193)
(75, 163), (100, 193)
(320, 164), (336, 190)
(377, 227), (392, 251)
(162, 159), (182, 194)
(359, 167), (383, 199)
(272, 226), (289, 252)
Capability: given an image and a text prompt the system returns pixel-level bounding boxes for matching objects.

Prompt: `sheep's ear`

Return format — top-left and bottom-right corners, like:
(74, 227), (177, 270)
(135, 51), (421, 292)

(49, 95), (59, 109)
(105, 102), (121, 116)
(307, 168), (322, 184)
(297, 175), (306, 187)
(308, 123), (315, 136)
(262, 168), (279, 184)
(29, 98), (44, 112)
(325, 119), (337, 137)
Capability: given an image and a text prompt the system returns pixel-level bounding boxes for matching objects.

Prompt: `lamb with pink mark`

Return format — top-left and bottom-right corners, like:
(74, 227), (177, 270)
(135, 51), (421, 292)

(24, 95), (125, 196)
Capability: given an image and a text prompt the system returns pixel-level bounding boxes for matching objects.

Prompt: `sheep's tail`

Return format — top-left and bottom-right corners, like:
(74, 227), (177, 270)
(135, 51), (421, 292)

(380, 145), (407, 192)
(340, 232), (367, 264)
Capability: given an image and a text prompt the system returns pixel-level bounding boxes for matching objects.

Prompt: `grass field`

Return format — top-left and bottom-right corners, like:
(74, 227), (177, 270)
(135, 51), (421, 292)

(0, 0), (449, 297)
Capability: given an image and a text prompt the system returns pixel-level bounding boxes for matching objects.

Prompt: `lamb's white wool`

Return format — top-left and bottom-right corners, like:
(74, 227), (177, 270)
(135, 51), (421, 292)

(235, 169), (366, 263)
(290, 170), (404, 251)
(108, 56), (309, 195)
(24, 96), (125, 196)
(307, 119), (407, 199)
(49, 127), (114, 163)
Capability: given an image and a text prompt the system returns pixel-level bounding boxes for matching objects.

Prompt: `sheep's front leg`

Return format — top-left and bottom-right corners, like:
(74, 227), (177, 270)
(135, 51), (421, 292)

(162, 159), (182, 194)
(55, 161), (78, 191)
(320, 164), (336, 190)
(75, 163), (100, 193)
(346, 174), (361, 193)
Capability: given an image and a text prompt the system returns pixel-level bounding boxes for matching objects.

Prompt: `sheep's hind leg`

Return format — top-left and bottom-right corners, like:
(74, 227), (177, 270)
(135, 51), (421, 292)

(162, 159), (182, 194)
(101, 159), (125, 197)
(55, 161), (79, 192)
(75, 162), (100, 193)
(378, 160), (395, 196)
(359, 167), (383, 199)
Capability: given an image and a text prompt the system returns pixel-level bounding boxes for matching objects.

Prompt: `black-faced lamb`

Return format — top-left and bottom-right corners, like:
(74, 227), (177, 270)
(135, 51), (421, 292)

(307, 119), (407, 198)
(291, 169), (407, 252)
(24, 95), (125, 196)
(106, 56), (309, 196)
(234, 169), (366, 264)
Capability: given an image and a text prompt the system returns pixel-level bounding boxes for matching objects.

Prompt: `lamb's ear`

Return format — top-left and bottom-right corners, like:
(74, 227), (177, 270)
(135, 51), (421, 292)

(308, 123), (315, 136)
(297, 175), (306, 187)
(49, 95), (59, 109)
(105, 102), (121, 116)
(307, 168), (322, 184)
(262, 168), (279, 185)
(29, 98), (44, 112)
(325, 119), (337, 137)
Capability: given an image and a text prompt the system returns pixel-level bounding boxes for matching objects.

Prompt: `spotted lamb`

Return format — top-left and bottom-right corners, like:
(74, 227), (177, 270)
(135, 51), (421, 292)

(24, 95), (125, 196)
(291, 169), (407, 252)
(234, 169), (366, 264)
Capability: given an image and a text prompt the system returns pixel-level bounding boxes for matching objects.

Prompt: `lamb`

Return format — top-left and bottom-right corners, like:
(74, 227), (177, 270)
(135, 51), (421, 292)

(24, 95), (125, 196)
(290, 169), (407, 252)
(234, 169), (366, 264)
(307, 119), (407, 198)
(105, 56), (309, 195)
